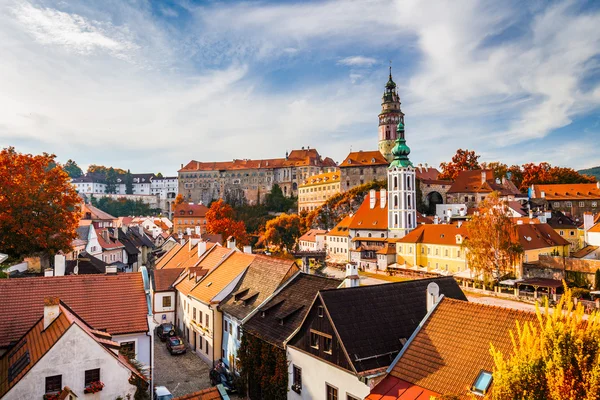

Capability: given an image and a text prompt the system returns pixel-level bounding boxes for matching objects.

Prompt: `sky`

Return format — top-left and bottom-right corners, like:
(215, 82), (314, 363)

(1, 0), (599, 176)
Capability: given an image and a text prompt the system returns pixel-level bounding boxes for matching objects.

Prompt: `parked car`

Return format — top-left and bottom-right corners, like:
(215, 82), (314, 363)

(156, 323), (176, 341)
(210, 360), (236, 393)
(167, 336), (186, 355)
(154, 386), (174, 400)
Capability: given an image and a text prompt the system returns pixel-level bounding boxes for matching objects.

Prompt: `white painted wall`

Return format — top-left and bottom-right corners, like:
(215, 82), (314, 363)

(5, 324), (137, 400)
(588, 231), (600, 247)
(287, 347), (371, 400)
(114, 332), (151, 366)
(153, 292), (176, 324)
(326, 236), (350, 262)
(222, 314), (242, 371)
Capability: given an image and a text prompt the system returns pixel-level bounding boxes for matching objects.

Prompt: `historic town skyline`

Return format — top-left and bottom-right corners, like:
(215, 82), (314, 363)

(1, 0), (599, 175)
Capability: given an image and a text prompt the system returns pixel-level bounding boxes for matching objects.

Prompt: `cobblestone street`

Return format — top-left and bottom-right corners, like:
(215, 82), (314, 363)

(154, 336), (212, 398)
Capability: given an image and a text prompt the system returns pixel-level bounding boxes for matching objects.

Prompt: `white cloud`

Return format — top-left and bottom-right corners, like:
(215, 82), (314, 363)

(338, 56), (377, 67)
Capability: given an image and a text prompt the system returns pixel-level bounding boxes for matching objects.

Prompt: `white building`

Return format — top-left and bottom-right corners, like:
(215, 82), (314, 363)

(151, 268), (184, 324)
(71, 176), (107, 194)
(387, 121), (416, 239)
(0, 298), (144, 400)
(325, 216), (353, 263)
(298, 229), (327, 252)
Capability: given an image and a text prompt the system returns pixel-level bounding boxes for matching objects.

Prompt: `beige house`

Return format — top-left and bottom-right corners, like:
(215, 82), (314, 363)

(298, 171), (341, 212)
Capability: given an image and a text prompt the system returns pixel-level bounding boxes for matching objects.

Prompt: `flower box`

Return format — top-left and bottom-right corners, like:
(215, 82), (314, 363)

(43, 394), (59, 400)
(84, 380), (104, 394)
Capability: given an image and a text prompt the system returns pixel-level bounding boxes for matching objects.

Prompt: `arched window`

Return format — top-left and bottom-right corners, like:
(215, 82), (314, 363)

(394, 214), (398, 227)
(394, 195), (398, 208)
(407, 195), (411, 209)
(368, 233), (372, 238)
(393, 176), (398, 190)
(407, 176), (411, 190)
(408, 214), (412, 228)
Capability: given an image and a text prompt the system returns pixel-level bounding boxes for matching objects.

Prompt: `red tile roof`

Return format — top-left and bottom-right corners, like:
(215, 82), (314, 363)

(447, 169), (521, 196)
(173, 203), (209, 218)
(327, 215), (353, 237)
(348, 193), (388, 230)
(398, 224), (467, 246)
(299, 171), (340, 187)
(414, 167), (440, 181)
(531, 183), (600, 200)
(0, 274), (149, 348)
(153, 268), (184, 292)
(367, 375), (439, 399)
(0, 300), (146, 398)
(517, 223), (570, 250)
(173, 387), (223, 400)
(298, 229), (327, 243)
(339, 150), (388, 167)
(155, 243), (183, 269)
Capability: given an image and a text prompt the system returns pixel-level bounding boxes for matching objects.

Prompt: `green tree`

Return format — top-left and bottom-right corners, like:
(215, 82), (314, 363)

(155, 172), (163, 178)
(63, 159), (83, 178)
(491, 287), (600, 400)
(264, 184), (295, 212)
(125, 169), (134, 194)
(105, 167), (118, 194)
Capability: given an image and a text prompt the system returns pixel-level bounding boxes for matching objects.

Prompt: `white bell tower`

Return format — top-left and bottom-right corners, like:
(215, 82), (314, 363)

(388, 121), (416, 239)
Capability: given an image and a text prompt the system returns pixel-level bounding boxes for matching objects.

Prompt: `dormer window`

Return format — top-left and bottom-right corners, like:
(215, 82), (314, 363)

(472, 370), (493, 395)
(317, 306), (324, 317)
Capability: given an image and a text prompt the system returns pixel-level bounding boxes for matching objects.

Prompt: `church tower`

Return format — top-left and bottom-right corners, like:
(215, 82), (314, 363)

(388, 121), (416, 239)
(378, 66), (404, 163)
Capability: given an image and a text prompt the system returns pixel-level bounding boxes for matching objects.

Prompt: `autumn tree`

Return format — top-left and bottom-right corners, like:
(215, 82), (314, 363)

(206, 199), (248, 244)
(0, 147), (81, 259)
(87, 164), (127, 177)
(173, 193), (185, 207)
(490, 287), (600, 400)
(261, 213), (301, 252)
(63, 159), (83, 178)
(439, 149), (481, 180)
(463, 192), (523, 280)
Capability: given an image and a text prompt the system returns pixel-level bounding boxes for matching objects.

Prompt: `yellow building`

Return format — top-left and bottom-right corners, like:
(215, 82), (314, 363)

(298, 171), (341, 212)
(396, 223), (570, 277)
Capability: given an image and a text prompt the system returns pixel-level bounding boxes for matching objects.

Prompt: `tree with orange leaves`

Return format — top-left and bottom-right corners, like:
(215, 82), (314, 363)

(0, 147), (80, 259)
(205, 199), (248, 245)
(463, 192), (523, 280)
(261, 213), (302, 252)
(439, 149), (480, 180)
(173, 193), (185, 207)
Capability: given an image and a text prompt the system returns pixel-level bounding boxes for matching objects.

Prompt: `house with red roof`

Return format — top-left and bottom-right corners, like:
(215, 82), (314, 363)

(0, 297), (146, 399)
(446, 169), (523, 208)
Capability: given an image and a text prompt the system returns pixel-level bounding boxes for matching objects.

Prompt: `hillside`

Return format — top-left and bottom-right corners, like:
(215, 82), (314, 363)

(579, 166), (600, 181)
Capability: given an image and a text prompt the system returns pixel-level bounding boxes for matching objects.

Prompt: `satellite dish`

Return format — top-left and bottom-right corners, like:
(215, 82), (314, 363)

(74, 265), (79, 275)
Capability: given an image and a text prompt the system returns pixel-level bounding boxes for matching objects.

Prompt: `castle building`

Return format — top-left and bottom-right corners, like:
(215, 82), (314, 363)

(387, 121), (417, 239)
(378, 67), (404, 163)
(298, 171), (341, 212)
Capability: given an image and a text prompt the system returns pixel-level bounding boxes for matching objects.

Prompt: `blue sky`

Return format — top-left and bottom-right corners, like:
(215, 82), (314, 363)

(1, 0), (599, 176)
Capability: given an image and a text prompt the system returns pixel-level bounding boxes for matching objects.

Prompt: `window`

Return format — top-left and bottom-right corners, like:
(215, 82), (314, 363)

(120, 341), (136, 358)
(566, 201), (572, 207)
(326, 384), (338, 400)
(593, 202), (597, 208)
(237, 326), (242, 341)
(292, 365), (302, 393)
(559, 230), (564, 236)
(198, 336), (203, 350)
(84, 368), (101, 387)
(323, 337), (332, 354)
(347, 395), (361, 400)
(229, 322), (232, 335)
(310, 332), (319, 349)
(45, 375), (62, 394)
(205, 342), (209, 355)
(472, 370), (493, 394)
(554, 202), (561, 207)
(162, 296), (171, 308)
(205, 313), (209, 328)
(579, 202), (585, 207)
(318, 306), (324, 317)
(570, 231), (575, 236)
(193, 307), (197, 321)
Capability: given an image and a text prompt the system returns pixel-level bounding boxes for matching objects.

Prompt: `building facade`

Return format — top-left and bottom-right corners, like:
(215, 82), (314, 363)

(530, 183), (600, 219)
(338, 151), (388, 192)
(298, 171), (341, 212)
(378, 67), (405, 163)
(173, 203), (209, 235)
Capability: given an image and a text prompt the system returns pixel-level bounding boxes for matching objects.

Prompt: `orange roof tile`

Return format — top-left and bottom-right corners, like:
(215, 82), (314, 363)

(339, 150), (388, 167)
(174, 268), (209, 297)
(173, 203), (209, 218)
(153, 268), (184, 292)
(398, 224), (467, 246)
(380, 297), (538, 399)
(414, 167), (440, 181)
(173, 387), (223, 400)
(190, 252), (254, 304)
(589, 223), (600, 233)
(298, 229), (327, 243)
(0, 274), (149, 348)
(197, 246), (233, 271)
(447, 169), (520, 196)
(299, 171), (340, 187)
(327, 215), (353, 237)
(532, 183), (600, 200)
(517, 223), (570, 250)
(0, 301), (146, 398)
(155, 243), (183, 269)
(347, 193), (388, 230)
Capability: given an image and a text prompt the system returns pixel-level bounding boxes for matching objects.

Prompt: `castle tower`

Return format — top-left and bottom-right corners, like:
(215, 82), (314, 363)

(387, 121), (416, 239)
(378, 66), (404, 163)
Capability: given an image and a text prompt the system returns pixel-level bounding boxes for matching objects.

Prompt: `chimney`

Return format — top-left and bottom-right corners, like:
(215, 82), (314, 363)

(502, 176), (507, 185)
(426, 282), (440, 312)
(434, 215), (440, 225)
(369, 189), (376, 209)
(424, 163), (429, 171)
(195, 226), (201, 236)
(44, 297), (60, 329)
(529, 209), (533, 219)
(597, 182), (600, 190)
(186, 227), (192, 236)
(227, 236), (236, 249)
(105, 265), (118, 275)
(197, 241), (207, 257)
(44, 268), (54, 277)
(345, 263), (359, 288)
(178, 233), (184, 245)
(380, 189), (386, 208)
(541, 191), (545, 198)
(54, 254), (66, 277)
(243, 245), (252, 254)
(584, 212), (595, 232)
(481, 171), (487, 185)
(189, 237), (201, 250)
(457, 221), (463, 228)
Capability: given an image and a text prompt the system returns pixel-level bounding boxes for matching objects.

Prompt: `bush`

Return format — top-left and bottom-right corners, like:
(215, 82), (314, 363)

(571, 288), (591, 300)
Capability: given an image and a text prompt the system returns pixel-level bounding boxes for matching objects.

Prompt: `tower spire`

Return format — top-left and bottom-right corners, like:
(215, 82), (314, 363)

(390, 121), (412, 168)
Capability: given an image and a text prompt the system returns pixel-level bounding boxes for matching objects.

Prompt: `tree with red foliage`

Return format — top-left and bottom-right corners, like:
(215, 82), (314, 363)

(205, 199), (248, 245)
(0, 147), (81, 259)
(173, 193), (185, 207)
(439, 149), (481, 180)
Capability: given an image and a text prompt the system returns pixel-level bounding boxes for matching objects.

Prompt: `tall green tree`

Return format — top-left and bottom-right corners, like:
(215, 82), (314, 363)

(63, 159), (83, 178)
(125, 169), (134, 194)
(264, 184), (295, 212)
(105, 167), (118, 194)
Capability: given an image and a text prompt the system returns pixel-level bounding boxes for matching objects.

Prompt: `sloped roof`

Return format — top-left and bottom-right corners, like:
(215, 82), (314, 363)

(348, 193), (388, 230)
(173, 203), (209, 218)
(244, 274), (341, 348)
(372, 297), (537, 399)
(316, 277), (467, 374)
(65, 252), (108, 275)
(0, 274), (149, 348)
(447, 169), (520, 195)
(196, 246), (232, 270)
(414, 167), (440, 181)
(327, 215), (353, 237)
(300, 171), (340, 187)
(173, 387), (223, 400)
(531, 183), (600, 200)
(0, 300), (146, 398)
(189, 252), (254, 304)
(545, 211), (578, 229)
(81, 203), (116, 221)
(152, 268), (184, 292)
(573, 245), (599, 258)
(398, 224), (467, 246)
(155, 243), (183, 269)
(339, 150), (388, 167)
(517, 223), (570, 250)
(298, 229), (328, 243)
(174, 268), (209, 297)
(219, 256), (299, 320)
